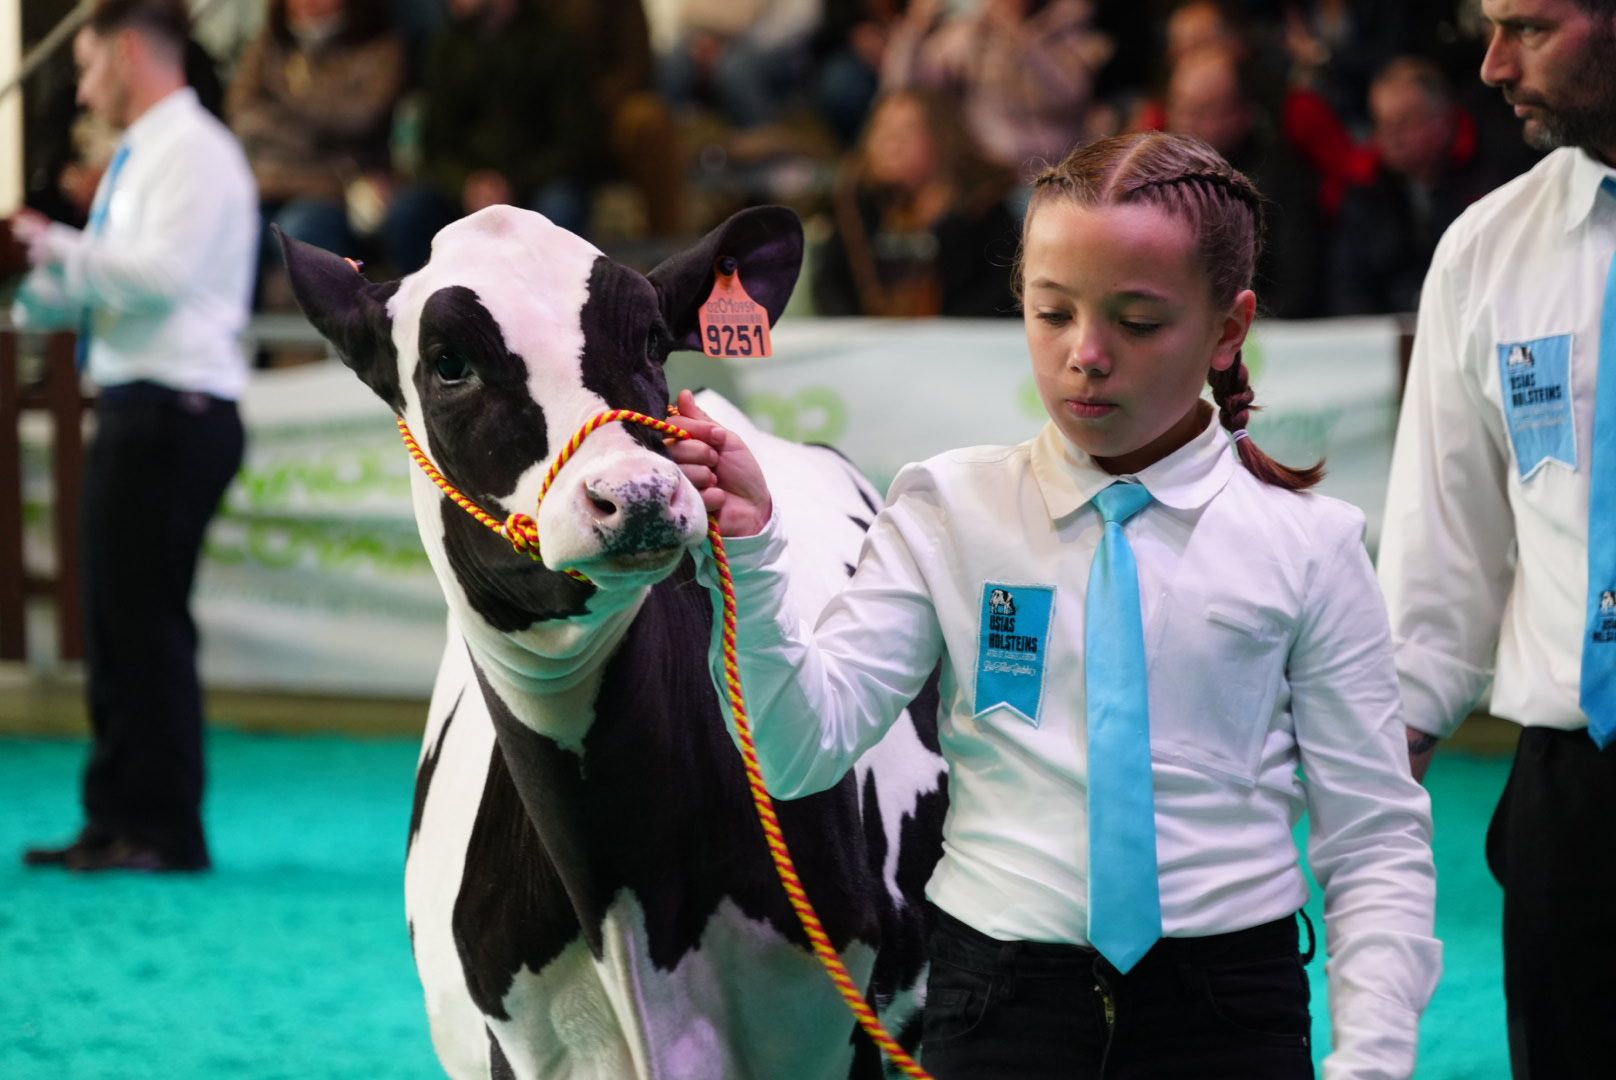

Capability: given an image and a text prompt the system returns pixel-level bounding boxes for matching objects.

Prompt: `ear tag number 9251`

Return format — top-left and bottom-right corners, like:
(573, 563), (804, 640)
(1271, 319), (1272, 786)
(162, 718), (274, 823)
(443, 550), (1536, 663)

(698, 256), (773, 359)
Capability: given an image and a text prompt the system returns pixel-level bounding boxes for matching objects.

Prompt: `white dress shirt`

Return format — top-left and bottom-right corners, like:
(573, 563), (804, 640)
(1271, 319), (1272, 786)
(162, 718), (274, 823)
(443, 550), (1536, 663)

(1379, 148), (1616, 738)
(10, 87), (258, 401)
(707, 413), (1440, 1079)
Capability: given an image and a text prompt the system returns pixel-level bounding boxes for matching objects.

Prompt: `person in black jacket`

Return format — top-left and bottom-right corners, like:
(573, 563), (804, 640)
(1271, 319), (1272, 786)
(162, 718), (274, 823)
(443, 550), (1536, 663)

(1331, 56), (1513, 315)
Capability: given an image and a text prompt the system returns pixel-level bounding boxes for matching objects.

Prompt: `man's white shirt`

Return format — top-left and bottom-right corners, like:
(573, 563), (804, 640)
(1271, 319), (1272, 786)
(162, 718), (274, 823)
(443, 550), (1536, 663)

(10, 87), (258, 401)
(1380, 147), (1616, 737)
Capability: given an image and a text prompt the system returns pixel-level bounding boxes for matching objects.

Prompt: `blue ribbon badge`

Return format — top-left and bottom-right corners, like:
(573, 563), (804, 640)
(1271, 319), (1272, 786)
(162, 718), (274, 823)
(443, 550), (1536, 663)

(974, 582), (1055, 726)
(1497, 333), (1577, 479)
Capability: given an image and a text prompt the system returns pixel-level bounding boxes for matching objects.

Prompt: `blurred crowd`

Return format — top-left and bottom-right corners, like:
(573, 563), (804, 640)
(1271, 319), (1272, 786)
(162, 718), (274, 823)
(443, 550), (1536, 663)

(14, 0), (1544, 339)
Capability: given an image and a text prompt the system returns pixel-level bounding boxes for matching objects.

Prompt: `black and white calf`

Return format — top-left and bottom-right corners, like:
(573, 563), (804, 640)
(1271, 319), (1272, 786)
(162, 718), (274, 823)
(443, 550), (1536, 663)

(280, 206), (947, 1079)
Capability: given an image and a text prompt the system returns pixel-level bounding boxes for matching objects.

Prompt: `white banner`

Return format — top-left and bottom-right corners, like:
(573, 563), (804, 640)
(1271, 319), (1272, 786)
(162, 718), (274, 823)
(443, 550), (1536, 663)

(18, 316), (1404, 696)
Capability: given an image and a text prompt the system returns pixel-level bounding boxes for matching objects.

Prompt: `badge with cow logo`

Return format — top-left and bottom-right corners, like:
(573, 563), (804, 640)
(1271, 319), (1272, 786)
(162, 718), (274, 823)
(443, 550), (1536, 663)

(974, 581), (1055, 727)
(1594, 589), (1616, 646)
(1496, 332), (1576, 479)
(699, 255), (772, 359)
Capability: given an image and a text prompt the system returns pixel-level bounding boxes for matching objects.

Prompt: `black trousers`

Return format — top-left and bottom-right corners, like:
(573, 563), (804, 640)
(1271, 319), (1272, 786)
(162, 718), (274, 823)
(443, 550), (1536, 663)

(78, 381), (244, 867)
(920, 905), (1314, 1078)
(1487, 726), (1616, 1079)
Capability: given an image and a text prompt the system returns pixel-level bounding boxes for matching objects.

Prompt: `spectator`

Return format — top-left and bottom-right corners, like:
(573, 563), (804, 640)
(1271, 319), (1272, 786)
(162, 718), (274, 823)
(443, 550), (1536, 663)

(554, 0), (687, 239)
(228, 0), (406, 273)
(656, 0), (824, 131)
(382, 0), (599, 274)
(1164, 42), (1329, 317)
(1137, 0), (1373, 215)
(811, 88), (1020, 317)
(883, 0), (1115, 178)
(811, 0), (911, 148)
(1332, 56), (1507, 315)
(10, 0), (257, 874)
(1280, 0), (1460, 132)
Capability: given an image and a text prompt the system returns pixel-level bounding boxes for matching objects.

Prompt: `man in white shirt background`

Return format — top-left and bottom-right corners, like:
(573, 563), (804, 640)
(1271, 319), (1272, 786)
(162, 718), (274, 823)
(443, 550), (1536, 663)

(8, 0), (257, 873)
(1378, 1), (1616, 1075)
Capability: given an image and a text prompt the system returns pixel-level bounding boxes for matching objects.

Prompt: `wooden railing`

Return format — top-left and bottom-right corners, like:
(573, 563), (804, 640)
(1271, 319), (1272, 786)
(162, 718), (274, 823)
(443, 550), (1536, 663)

(0, 329), (88, 661)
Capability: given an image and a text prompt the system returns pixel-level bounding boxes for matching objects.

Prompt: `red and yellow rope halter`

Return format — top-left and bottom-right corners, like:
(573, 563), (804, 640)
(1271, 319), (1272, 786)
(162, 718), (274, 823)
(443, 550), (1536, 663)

(397, 408), (932, 1079)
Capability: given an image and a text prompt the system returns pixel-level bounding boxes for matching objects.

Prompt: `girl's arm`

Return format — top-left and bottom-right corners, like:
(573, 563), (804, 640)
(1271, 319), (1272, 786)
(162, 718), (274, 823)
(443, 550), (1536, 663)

(1290, 510), (1443, 1079)
(670, 392), (946, 798)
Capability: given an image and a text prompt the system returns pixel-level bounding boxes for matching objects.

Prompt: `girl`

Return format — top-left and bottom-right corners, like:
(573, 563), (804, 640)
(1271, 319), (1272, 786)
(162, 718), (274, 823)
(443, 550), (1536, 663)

(670, 131), (1439, 1079)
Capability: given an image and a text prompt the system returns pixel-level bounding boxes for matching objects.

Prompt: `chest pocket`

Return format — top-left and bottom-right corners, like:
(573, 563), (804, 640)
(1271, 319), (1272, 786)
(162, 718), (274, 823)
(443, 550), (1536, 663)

(1147, 589), (1291, 786)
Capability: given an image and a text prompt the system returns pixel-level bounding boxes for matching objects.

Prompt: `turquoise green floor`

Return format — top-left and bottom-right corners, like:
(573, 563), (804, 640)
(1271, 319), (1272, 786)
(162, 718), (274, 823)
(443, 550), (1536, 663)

(1, 732), (1508, 1078)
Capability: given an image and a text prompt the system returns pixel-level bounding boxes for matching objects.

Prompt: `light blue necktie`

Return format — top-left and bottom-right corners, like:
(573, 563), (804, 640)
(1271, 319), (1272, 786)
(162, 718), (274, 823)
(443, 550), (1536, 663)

(1583, 177), (1616, 748)
(1086, 481), (1161, 973)
(76, 141), (132, 369)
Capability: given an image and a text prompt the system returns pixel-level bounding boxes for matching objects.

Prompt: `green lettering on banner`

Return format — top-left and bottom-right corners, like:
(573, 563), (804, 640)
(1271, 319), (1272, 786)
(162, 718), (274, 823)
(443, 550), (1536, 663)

(205, 514), (428, 574)
(1018, 377), (1044, 421)
(742, 387), (848, 442)
(231, 446), (408, 513)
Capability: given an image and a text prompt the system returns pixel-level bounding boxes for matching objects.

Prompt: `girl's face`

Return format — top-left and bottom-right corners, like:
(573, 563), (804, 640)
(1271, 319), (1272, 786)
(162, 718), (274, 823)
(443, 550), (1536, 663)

(865, 97), (940, 191)
(1022, 199), (1254, 475)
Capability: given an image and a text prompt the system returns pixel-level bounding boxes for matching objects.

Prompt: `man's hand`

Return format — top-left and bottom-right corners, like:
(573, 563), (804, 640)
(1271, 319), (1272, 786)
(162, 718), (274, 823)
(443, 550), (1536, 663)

(8, 210), (57, 267)
(1405, 725), (1439, 783)
(665, 389), (774, 538)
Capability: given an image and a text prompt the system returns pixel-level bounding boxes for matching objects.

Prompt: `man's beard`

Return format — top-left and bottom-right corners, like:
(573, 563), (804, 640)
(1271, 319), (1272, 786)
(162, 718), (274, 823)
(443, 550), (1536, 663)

(1519, 27), (1616, 153)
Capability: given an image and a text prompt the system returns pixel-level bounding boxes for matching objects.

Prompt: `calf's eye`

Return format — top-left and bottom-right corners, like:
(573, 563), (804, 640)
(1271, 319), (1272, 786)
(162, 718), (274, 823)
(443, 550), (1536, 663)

(434, 352), (472, 382)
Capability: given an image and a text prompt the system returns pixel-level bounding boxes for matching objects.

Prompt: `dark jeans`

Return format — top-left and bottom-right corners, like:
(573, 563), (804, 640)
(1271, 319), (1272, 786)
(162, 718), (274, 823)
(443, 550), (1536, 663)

(921, 905), (1314, 1079)
(1487, 725), (1616, 1079)
(80, 381), (244, 866)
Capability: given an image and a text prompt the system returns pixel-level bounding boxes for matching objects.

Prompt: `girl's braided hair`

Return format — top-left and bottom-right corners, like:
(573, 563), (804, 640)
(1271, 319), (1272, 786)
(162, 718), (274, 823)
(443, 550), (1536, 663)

(1019, 131), (1324, 491)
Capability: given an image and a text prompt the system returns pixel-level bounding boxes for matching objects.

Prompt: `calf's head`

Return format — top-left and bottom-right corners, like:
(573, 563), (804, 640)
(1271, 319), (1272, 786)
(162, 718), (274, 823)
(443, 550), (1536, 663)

(279, 206), (801, 612)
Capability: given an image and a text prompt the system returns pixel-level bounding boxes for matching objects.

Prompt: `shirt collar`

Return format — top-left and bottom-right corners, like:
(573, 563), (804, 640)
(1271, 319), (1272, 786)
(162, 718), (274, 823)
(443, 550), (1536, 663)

(1029, 402), (1238, 521)
(1562, 148), (1616, 234)
(121, 86), (196, 151)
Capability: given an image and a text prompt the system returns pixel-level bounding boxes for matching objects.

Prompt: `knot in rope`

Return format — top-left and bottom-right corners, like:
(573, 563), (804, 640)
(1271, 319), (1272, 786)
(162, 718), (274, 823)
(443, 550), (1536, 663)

(502, 512), (541, 559)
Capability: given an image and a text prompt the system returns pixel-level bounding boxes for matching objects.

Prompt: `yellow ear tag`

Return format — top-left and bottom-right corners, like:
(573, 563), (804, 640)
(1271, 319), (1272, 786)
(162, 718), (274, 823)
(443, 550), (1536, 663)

(697, 256), (773, 359)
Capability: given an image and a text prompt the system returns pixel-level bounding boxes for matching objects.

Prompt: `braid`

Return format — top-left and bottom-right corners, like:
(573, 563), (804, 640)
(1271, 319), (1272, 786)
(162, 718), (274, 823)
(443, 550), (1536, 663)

(1126, 171), (1263, 215)
(1207, 351), (1325, 490)
(1207, 352), (1256, 430)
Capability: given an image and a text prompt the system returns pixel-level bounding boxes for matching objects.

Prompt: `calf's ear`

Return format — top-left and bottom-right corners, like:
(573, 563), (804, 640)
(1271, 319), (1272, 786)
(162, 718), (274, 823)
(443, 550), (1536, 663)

(275, 227), (405, 412)
(647, 205), (803, 352)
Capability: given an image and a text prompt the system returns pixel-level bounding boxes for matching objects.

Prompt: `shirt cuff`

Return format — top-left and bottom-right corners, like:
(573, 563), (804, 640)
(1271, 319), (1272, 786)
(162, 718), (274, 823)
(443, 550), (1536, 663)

(1323, 987), (1424, 1080)
(1392, 637), (1491, 739)
(715, 509), (793, 647)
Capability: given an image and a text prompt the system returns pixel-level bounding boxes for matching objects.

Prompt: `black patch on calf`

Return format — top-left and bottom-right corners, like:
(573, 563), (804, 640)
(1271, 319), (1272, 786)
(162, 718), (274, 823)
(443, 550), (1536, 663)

(907, 663), (944, 758)
(489, 1030), (517, 1080)
(578, 259), (674, 432)
(465, 556), (888, 982)
(438, 501), (595, 631)
(408, 687), (463, 854)
(414, 286), (550, 503)
(860, 670), (947, 1009)
(454, 737), (581, 1021)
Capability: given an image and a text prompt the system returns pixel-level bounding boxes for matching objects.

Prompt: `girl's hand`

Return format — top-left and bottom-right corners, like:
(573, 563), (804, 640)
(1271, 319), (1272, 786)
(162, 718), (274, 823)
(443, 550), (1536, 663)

(667, 390), (774, 538)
